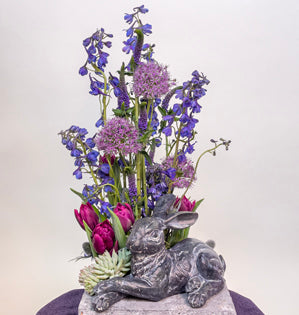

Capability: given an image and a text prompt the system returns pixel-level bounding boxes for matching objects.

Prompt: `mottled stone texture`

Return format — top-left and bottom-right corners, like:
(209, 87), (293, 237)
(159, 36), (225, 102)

(92, 195), (226, 312)
(78, 286), (236, 315)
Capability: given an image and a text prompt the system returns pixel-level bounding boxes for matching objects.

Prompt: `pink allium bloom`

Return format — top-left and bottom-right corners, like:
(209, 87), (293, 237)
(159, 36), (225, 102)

(162, 156), (196, 188)
(92, 220), (115, 255)
(95, 117), (142, 156)
(174, 196), (196, 212)
(133, 62), (175, 99)
(74, 202), (99, 231)
(113, 203), (135, 233)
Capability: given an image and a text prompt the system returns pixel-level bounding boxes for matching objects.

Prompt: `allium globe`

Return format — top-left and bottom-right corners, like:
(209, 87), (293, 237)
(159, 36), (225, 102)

(162, 156), (196, 188)
(133, 62), (175, 99)
(95, 117), (142, 156)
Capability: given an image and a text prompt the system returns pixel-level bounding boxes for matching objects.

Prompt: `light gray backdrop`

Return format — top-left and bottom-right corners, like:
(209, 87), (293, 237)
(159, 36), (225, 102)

(1, 0), (298, 314)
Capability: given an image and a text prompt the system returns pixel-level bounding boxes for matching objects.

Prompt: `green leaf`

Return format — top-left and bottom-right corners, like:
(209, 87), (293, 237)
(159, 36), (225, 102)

(158, 106), (167, 116)
(91, 204), (103, 222)
(70, 188), (87, 202)
(140, 150), (152, 166)
(107, 209), (127, 248)
(112, 109), (124, 117)
(193, 199), (204, 212)
(83, 221), (97, 258)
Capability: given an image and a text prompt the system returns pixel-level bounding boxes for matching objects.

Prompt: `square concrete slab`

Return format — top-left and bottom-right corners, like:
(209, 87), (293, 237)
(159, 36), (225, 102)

(78, 286), (236, 315)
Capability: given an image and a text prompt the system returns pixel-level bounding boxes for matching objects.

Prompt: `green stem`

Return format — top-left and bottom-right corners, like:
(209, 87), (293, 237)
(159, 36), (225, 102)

(172, 122), (182, 168)
(134, 97), (139, 127)
(77, 139), (99, 186)
(141, 155), (148, 215)
(181, 143), (225, 199)
(93, 67), (108, 125)
(136, 153), (142, 218)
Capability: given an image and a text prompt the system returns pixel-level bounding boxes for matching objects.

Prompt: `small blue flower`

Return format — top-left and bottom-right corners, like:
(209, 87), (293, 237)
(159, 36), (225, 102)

(83, 37), (91, 47)
(173, 103), (182, 116)
(162, 126), (172, 136)
(87, 150), (99, 163)
(164, 168), (176, 180)
(124, 13), (134, 24)
(78, 128), (88, 136)
(66, 140), (75, 150)
(178, 152), (186, 163)
(100, 201), (112, 217)
(71, 148), (82, 157)
(73, 168), (82, 180)
(136, 5), (149, 13)
(141, 24), (152, 35)
(79, 66), (88, 76)
(95, 117), (104, 128)
(85, 138), (95, 148)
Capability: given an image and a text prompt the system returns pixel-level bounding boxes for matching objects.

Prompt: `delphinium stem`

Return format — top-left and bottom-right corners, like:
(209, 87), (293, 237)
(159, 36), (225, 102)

(77, 139), (99, 186)
(181, 143), (225, 199)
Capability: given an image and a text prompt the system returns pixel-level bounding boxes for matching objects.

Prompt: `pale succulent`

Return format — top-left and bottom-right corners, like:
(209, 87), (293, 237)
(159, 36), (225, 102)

(79, 248), (131, 295)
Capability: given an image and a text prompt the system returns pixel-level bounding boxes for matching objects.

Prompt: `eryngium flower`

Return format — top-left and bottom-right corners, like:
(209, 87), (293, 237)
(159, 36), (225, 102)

(95, 117), (142, 156)
(133, 62), (175, 99)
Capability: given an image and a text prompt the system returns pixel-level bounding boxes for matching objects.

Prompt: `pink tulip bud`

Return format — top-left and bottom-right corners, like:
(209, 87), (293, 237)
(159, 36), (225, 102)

(92, 220), (115, 255)
(74, 202), (99, 231)
(174, 196), (196, 212)
(113, 203), (135, 233)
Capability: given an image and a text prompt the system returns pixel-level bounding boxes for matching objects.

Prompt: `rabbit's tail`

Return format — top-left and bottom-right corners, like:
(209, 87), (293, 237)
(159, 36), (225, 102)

(205, 240), (216, 248)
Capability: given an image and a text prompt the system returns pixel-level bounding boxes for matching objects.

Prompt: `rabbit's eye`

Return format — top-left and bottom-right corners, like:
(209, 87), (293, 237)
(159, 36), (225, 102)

(150, 230), (160, 239)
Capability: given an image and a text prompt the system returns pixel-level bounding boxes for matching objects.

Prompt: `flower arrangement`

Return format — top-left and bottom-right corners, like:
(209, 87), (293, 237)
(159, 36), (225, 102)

(59, 5), (230, 293)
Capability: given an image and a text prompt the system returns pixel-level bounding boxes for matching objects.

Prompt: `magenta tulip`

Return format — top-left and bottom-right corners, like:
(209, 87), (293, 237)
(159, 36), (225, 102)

(174, 196), (196, 212)
(113, 203), (135, 233)
(74, 202), (99, 231)
(92, 220), (115, 255)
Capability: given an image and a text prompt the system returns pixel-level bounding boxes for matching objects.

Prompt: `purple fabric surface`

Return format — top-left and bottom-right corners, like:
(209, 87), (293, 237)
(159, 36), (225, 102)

(36, 289), (264, 315)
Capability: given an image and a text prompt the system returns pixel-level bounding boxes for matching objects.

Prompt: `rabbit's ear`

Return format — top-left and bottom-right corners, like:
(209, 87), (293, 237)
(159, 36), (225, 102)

(163, 211), (198, 230)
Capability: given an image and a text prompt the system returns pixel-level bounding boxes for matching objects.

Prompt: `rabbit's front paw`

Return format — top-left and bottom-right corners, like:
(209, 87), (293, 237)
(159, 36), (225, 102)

(93, 293), (113, 312)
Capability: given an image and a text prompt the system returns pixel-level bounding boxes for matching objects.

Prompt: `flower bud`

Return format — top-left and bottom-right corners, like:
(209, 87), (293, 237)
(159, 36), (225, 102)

(113, 203), (135, 233)
(74, 202), (99, 231)
(92, 220), (115, 255)
(175, 196), (196, 212)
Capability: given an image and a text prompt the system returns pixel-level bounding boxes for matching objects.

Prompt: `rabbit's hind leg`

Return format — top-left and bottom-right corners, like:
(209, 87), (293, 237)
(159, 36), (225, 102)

(186, 277), (225, 308)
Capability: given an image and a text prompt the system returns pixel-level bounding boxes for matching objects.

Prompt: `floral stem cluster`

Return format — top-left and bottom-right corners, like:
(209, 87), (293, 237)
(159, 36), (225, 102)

(59, 5), (230, 263)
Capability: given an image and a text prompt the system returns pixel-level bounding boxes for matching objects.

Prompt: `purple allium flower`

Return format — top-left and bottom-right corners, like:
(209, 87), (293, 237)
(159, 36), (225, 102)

(95, 117), (142, 156)
(162, 156), (196, 188)
(133, 62), (175, 99)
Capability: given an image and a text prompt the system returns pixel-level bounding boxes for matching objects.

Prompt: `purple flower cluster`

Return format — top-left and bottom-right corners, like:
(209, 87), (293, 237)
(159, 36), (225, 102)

(59, 126), (99, 180)
(95, 117), (142, 156)
(162, 156), (196, 188)
(79, 29), (113, 99)
(146, 163), (168, 209)
(123, 5), (152, 60)
(161, 70), (210, 160)
(79, 28), (113, 75)
(133, 62), (175, 99)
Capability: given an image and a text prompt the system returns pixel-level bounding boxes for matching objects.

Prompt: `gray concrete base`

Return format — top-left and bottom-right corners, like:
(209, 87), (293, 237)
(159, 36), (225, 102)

(78, 286), (236, 315)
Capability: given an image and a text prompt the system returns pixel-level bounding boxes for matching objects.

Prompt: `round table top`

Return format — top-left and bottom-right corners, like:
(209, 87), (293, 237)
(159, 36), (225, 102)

(37, 289), (264, 315)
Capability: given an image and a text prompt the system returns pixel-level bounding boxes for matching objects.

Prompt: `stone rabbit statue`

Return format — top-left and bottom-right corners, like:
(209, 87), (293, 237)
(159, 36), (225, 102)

(92, 194), (226, 312)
